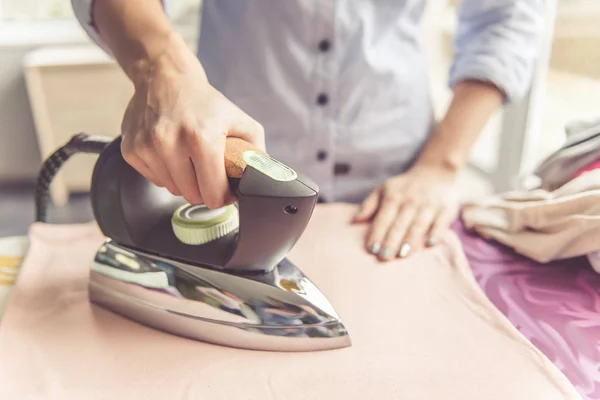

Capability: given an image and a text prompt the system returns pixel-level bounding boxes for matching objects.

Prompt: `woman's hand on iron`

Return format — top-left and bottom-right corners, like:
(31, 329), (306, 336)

(352, 166), (459, 261)
(120, 37), (265, 209)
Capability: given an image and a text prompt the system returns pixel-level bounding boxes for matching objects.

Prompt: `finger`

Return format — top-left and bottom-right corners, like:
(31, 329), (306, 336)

(156, 129), (203, 204)
(379, 204), (418, 260)
(403, 207), (437, 253)
(138, 150), (181, 196)
(229, 112), (266, 151)
(123, 153), (159, 185)
(427, 206), (458, 246)
(121, 141), (161, 187)
(352, 188), (381, 223)
(365, 199), (399, 257)
(163, 154), (203, 205)
(189, 133), (230, 209)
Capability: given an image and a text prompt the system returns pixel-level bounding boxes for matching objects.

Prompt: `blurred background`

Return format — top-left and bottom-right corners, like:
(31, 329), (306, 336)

(0, 0), (599, 235)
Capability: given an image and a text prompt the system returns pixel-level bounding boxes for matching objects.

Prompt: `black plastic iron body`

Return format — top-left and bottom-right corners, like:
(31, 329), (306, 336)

(90, 137), (319, 273)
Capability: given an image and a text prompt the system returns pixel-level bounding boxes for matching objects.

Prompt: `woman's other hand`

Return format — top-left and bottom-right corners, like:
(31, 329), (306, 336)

(353, 166), (460, 260)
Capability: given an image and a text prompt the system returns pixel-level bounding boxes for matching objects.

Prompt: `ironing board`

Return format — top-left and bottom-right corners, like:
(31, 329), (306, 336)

(0, 236), (27, 319)
(0, 204), (579, 399)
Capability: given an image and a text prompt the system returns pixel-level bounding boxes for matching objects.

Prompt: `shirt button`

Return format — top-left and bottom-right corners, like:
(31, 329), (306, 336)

(317, 150), (328, 161)
(334, 163), (351, 175)
(318, 39), (331, 52)
(316, 93), (329, 106)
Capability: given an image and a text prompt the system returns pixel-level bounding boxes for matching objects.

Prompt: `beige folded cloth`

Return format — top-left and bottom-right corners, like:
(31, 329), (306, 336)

(462, 169), (600, 264)
(0, 204), (579, 399)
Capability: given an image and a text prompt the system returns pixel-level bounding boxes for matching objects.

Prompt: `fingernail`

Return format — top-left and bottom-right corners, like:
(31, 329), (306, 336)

(369, 242), (381, 255)
(379, 247), (394, 260)
(398, 243), (411, 258)
(426, 236), (438, 247)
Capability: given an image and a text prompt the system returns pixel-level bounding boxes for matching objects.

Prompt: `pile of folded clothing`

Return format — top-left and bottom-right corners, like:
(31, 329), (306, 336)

(462, 116), (600, 270)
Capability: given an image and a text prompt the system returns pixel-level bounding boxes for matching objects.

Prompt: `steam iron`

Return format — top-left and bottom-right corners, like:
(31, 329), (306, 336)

(35, 133), (350, 352)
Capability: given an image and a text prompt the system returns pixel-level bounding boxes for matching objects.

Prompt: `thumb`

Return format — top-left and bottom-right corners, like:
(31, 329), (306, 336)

(353, 188), (381, 223)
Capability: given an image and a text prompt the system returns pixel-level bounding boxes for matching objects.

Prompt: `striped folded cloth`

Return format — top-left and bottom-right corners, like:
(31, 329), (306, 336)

(0, 236), (28, 321)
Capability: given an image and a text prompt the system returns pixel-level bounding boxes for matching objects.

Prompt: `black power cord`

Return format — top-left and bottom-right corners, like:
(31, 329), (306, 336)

(35, 133), (113, 223)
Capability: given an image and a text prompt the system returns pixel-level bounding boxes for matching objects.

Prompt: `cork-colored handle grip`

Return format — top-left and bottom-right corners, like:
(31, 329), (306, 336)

(224, 137), (266, 178)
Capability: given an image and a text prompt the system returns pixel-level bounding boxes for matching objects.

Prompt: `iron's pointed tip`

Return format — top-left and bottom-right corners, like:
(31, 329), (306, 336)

(318, 319), (352, 350)
(337, 325), (353, 348)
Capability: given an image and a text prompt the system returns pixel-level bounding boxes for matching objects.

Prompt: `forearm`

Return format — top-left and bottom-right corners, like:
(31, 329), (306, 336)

(413, 80), (503, 174)
(93, 0), (199, 81)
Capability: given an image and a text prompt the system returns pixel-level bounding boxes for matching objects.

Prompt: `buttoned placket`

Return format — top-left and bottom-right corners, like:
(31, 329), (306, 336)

(312, 2), (337, 203)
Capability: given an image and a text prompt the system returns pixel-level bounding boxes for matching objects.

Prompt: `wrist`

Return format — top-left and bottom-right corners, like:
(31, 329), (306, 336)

(129, 33), (207, 89)
(411, 159), (462, 180)
(412, 128), (466, 176)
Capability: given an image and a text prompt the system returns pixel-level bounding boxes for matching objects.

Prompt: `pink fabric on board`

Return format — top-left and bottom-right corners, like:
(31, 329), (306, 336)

(0, 204), (579, 400)
(454, 219), (600, 399)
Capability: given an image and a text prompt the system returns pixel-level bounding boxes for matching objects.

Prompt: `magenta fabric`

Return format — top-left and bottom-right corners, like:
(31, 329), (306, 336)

(574, 159), (600, 179)
(453, 220), (600, 399)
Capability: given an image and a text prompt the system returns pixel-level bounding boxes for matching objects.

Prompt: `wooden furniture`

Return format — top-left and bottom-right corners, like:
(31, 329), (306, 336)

(23, 45), (132, 205)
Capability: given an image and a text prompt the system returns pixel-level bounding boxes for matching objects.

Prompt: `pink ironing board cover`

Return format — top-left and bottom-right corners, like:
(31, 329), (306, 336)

(0, 204), (579, 399)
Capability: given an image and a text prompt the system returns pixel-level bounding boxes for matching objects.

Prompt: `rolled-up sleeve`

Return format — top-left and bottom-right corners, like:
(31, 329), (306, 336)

(448, 0), (545, 104)
(71, 0), (110, 52)
(71, 0), (167, 55)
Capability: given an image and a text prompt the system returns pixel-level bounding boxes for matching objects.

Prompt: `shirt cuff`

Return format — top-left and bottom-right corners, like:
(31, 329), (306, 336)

(448, 56), (530, 105)
(71, 0), (112, 55)
(71, 0), (167, 56)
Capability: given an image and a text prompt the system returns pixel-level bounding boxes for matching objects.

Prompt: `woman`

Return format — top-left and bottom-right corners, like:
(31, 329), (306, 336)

(72, 0), (544, 261)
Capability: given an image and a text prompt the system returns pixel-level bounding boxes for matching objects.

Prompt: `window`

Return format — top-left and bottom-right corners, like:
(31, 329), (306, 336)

(0, 0), (203, 22)
(0, 0), (201, 49)
(0, 0), (74, 21)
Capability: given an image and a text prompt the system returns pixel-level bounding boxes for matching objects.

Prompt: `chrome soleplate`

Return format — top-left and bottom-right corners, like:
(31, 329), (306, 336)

(88, 240), (351, 352)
